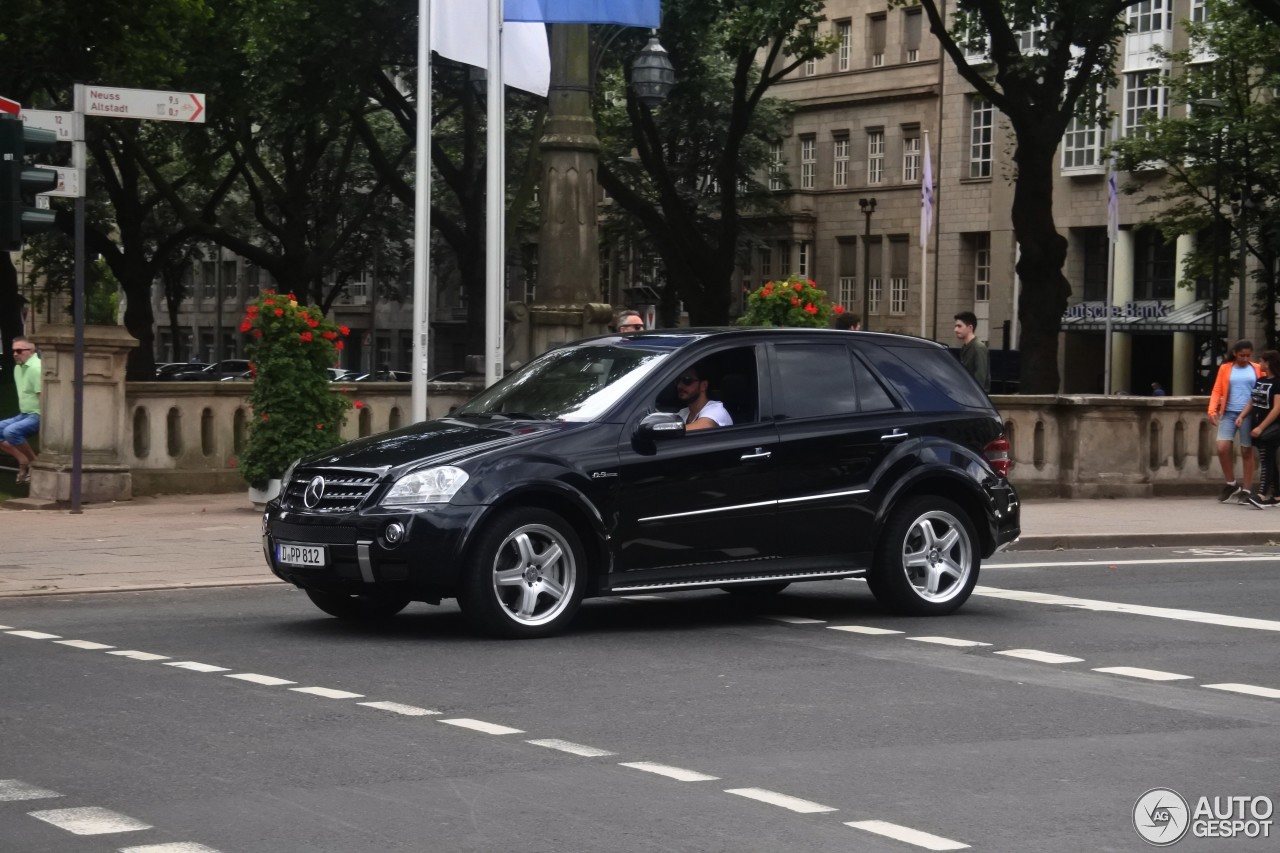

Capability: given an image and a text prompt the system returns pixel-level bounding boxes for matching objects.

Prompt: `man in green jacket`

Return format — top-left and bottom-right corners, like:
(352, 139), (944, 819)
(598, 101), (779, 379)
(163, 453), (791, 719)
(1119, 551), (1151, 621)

(954, 311), (990, 392)
(2, 336), (41, 483)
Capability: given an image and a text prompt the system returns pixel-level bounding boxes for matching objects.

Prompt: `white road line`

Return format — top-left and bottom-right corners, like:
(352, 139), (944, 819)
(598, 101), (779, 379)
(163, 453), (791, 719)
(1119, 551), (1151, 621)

(0, 780), (62, 802)
(725, 787), (837, 813)
(289, 686), (364, 699)
(992, 556), (1278, 569)
(225, 673), (296, 686)
(164, 661), (230, 673)
(107, 651), (170, 661)
(54, 640), (115, 650)
(845, 820), (970, 850)
(1203, 683), (1280, 699)
(1093, 666), (1193, 682)
(119, 844), (223, 853)
(828, 625), (905, 635)
(995, 649), (1084, 665)
(358, 701), (440, 716)
(0, 624), (12, 629)
(975, 586), (1280, 632)
(619, 762), (719, 782)
(527, 738), (616, 757)
(5, 630), (61, 640)
(908, 636), (992, 648)
(440, 718), (524, 735)
(765, 615), (827, 624)
(28, 806), (151, 835)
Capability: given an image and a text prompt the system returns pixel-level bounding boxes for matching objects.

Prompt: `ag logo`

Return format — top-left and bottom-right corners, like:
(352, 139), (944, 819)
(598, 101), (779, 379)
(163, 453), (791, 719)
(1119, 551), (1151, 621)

(303, 475), (326, 508)
(1134, 788), (1190, 846)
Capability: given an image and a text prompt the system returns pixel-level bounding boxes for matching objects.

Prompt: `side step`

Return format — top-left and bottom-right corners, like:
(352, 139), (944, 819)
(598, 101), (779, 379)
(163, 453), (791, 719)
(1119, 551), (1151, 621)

(609, 568), (865, 594)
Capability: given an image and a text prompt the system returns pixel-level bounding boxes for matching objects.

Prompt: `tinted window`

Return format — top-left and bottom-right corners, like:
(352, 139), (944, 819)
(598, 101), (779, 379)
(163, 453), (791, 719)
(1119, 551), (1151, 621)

(775, 344), (858, 419)
(861, 344), (987, 411)
(852, 354), (897, 412)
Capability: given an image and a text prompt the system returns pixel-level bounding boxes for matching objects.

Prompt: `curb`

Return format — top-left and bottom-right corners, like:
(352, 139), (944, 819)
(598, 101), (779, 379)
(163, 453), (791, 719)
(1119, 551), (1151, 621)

(1011, 532), (1280, 551)
(0, 578), (284, 599)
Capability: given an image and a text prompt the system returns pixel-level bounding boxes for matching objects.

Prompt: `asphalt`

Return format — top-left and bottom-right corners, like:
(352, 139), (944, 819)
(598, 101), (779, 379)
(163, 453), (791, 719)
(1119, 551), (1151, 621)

(2, 490), (1277, 598)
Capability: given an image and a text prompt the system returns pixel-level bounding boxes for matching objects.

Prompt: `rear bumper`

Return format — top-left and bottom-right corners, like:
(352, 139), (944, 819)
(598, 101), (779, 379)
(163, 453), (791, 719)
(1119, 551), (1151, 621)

(985, 481), (1021, 556)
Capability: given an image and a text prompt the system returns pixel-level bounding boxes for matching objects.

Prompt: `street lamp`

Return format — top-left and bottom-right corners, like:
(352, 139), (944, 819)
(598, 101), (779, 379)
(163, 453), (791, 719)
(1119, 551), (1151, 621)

(629, 35), (676, 107)
(859, 197), (877, 331)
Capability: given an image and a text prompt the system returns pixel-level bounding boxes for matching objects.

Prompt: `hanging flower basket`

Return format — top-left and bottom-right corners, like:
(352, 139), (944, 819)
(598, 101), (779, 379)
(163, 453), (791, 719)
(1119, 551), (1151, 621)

(737, 276), (839, 328)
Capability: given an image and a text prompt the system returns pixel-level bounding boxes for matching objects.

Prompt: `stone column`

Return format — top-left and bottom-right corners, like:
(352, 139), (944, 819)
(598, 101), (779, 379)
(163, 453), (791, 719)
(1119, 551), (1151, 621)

(1111, 230), (1135, 393)
(26, 324), (138, 505)
(1172, 234), (1196, 395)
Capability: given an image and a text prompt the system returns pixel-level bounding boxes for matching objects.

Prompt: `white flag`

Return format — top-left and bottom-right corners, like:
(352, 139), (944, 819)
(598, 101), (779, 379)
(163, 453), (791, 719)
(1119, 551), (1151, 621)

(433, 0), (551, 97)
(1107, 153), (1119, 243)
(919, 137), (933, 248)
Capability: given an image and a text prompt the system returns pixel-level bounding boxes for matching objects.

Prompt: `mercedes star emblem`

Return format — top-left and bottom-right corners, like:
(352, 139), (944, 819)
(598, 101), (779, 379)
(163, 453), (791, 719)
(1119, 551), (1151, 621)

(303, 475), (326, 508)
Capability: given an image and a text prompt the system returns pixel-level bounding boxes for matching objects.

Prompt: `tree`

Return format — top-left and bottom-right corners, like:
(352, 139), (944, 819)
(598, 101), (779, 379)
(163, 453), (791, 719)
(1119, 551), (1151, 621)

(1115, 0), (1280, 348)
(594, 0), (833, 326)
(912, 0), (1146, 393)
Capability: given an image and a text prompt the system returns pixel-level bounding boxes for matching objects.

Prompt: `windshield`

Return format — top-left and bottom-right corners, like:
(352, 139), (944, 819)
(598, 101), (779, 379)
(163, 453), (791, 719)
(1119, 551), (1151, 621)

(456, 343), (672, 422)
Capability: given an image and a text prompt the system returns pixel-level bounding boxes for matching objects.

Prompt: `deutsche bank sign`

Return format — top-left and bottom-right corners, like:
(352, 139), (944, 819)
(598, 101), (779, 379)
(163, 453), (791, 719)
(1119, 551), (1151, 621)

(1063, 301), (1170, 321)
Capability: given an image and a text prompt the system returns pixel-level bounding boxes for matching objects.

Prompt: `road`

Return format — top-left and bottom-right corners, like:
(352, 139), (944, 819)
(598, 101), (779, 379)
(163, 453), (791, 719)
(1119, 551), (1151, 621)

(1, 546), (1277, 852)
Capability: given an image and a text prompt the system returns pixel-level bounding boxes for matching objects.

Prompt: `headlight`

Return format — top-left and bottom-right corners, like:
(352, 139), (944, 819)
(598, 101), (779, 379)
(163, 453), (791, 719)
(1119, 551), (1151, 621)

(280, 458), (300, 487)
(382, 466), (470, 506)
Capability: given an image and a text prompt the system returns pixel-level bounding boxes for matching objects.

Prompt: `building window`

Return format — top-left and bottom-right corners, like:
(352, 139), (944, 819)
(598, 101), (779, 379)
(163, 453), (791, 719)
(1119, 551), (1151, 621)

(889, 237), (908, 315)
(1062, 115), (1101, 169)
(903, 9), (922, 63)
(867, 237), (882, 315)
(838, 239), (857, 308)
(778, 240), (791, 275)
(800, 136), (816, 190)
(1015, 23), (1047, 55)
(768, 141), (784, 191)
(244, 264), (260, 297)
(803, 27), (817, 76)
(522, 244), (538, 303)
(1125, 70), (1168, 137)
(902, 133), (921, 183)
(1134, 227), (1176, 299)
(868, 14), (886, 68)
(1128, 0), (1172, 34)
(974, 233), (991, 302)
(833, 135), (849, 187)
(201, 261), (216, 300)
(837, 21), (851, 71)
(969, 97), (993, 178)
(1191, 0), (1208, 22)
(759, 246), (772, 281)
(798, 241), (811, 278)
(867, 130), (884, 184)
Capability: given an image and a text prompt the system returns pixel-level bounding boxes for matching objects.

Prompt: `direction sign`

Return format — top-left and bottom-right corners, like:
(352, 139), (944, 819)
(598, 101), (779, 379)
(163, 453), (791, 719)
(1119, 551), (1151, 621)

(39, 166), (83, 198)
(82, 85), (205, 123)
(20, 109), (83, 141)
(0, 96), (19, 115)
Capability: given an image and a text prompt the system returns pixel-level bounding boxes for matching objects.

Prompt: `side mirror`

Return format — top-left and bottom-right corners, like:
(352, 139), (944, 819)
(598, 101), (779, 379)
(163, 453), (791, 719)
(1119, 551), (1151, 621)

(637, 411), (685, 440)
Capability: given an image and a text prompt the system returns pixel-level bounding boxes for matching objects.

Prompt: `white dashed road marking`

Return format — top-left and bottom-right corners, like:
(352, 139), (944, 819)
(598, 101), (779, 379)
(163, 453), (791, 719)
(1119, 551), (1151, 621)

(765, 615), (826, 624)
(828, 625), (905, 635)
(1203, 683), (1280, 699)
(439, 718), (524, 735)
(164, 662), (230, 673)
(725, 788), (837, 814)
(995, 649), (1084, 664)
(0, 624), (12, 629)
(119, 844), (223, 853)
(845, 819), (970, 850)
(974, 586), (1280, 632)
(225, 673), (296, 686)
(358, 701), (440, 716)
(28, 806), (151, 835)
(527, 739), (616, 757)
(5, 630), (61, 640)
(1092, 666), (1193, 682)
(289, 686), (364, 699)
(107, 651), (170, 661)
(908, 636), (992, 648)
(619, 762), (719, 782)
(54, 640), (115, 650)
(0, 780), (62, 802)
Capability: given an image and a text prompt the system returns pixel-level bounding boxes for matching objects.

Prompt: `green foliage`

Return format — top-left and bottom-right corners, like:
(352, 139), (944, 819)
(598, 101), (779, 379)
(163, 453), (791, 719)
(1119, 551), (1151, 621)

(737, 276), (835, 328)
(239, 291), (352, 488)
(85, 259), (121, 325)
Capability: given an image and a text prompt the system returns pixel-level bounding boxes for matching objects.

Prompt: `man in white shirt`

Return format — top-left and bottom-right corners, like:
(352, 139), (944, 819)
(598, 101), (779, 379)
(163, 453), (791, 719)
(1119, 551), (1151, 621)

(675, 363), (733, 430)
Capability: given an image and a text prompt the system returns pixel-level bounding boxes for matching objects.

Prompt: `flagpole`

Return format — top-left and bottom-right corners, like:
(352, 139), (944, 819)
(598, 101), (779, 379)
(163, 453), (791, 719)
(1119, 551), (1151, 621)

(485, 0), (505, 388)
(920, 130), (932, 339)
(411, 0), (433, 422)
(1104, 125), (1119, 396)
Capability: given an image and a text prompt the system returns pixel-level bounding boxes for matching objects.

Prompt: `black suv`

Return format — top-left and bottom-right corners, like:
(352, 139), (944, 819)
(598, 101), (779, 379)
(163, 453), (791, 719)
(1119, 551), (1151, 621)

(263, 328), (1019, 637)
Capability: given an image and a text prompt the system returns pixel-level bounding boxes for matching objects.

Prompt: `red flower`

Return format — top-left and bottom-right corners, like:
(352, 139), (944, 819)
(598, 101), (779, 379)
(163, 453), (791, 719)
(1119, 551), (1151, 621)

(300, 331), (313, 342)
(239, 320), (252, 333)
(262, 413), (269, 421)
(834, 305), (845, 314)
(275, 308), (284, 317)
(316, 423), (324, 430)
(307, 318), (320, 328)
(808, 279), (816, 287)
(793, 282), (802, 291)
(339, 325), (350, 336)
(321, 331), (337, 340)
(246, 305), (259, 314)
(354, 400), (365, 410)
(253, 330), (263, 339)
(264, 299), (275, 306)
(229, 456), (237, 468)
(791, 297), (800, 306)
(335, 341), (345, 350)
(762, 289), (773, 298)
(804, 303), (818, 315)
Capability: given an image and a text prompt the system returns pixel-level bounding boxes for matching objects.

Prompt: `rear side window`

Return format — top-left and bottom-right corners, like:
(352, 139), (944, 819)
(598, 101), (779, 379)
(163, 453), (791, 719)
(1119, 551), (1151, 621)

(774, 344), (858, 419)
(862, 344), (989, 411)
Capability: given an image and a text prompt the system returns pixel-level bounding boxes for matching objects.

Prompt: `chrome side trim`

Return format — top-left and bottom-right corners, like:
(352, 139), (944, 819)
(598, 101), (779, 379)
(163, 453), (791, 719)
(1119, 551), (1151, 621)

(638, 489), (870, 523)
(777, 488), (870, 505)
(356, 541), (375, 583)
(611, 568), (865, 593)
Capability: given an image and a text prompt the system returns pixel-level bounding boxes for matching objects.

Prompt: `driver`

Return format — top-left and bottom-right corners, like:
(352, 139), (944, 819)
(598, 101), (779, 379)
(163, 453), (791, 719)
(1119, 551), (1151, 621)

(675, 363), (732, 430)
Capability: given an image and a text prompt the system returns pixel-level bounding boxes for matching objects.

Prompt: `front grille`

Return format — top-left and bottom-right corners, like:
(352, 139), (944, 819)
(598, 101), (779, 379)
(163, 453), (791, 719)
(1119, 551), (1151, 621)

(282, 468), (382, 514)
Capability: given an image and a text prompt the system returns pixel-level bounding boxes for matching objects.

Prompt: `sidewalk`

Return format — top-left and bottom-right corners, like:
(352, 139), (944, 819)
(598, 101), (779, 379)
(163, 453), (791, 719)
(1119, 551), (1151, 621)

(2, 492), (1278, 598)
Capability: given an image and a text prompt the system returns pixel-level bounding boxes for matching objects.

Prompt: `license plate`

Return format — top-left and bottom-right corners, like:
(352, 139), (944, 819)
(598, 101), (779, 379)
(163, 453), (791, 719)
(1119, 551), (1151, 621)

(277, 543), (327, 567)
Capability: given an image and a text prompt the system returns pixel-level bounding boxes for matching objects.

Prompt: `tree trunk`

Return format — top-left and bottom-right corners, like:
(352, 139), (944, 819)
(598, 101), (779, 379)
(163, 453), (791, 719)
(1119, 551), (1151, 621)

(0, 255), (22, 387)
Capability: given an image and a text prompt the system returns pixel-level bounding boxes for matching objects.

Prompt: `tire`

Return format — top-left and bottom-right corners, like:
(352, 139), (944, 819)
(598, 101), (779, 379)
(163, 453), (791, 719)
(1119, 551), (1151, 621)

(458, 507), (587, 638)
(304, 588), (411, 620)
(720, 582), (791, 598)
(868, 496), (979, 616)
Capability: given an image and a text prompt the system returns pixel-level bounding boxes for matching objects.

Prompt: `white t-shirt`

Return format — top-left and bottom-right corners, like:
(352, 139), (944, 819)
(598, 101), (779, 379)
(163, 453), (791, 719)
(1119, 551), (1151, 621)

(678, 399), (733, 427)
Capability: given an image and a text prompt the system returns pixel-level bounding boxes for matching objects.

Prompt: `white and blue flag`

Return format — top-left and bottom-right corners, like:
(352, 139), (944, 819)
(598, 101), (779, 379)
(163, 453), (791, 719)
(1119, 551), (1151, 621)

(505, 0), (661, 27)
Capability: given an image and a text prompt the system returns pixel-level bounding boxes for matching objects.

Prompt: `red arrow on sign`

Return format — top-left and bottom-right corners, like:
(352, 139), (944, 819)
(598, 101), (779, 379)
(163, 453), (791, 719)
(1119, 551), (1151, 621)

(188, 93), (203, 123)
(0, 96), (20, 115)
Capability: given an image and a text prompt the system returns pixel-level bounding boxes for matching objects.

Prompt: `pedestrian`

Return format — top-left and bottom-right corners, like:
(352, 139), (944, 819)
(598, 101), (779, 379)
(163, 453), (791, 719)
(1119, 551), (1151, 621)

(1150, 382), (1167, 396)
(1242, 350), (1280, 508)
(834, 312), (862, 331)
(954, 311), (990, 391)
(1, 336), (42, 484)
(1207, 339), (1262, 504)
(616, 310), (645, 333)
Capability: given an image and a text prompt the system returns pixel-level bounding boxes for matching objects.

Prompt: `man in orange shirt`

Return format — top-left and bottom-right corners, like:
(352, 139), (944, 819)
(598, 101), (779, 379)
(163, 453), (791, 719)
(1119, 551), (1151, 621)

(1208, 340), (1263, 503)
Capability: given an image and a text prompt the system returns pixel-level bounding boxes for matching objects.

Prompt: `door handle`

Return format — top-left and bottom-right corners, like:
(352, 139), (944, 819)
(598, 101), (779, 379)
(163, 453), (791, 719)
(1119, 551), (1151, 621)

(740, 447), (772, 461)
(880, 429), (909, 442)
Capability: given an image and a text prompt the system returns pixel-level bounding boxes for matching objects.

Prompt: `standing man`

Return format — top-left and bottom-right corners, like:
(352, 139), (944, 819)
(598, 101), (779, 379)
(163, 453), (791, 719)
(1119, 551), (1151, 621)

(954, 311), (990, 391)
(1, 336), (41, 484)
(616, 310), (645, 333)
(834, 312), (862, 331)
(1208, 339), (1262, 503)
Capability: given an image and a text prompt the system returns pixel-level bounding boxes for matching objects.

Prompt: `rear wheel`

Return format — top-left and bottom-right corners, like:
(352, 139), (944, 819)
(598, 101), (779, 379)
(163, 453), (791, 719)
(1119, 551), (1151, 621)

(304, 588), (411, 620)
(868, 496), (979, 615)
(459, 508), (587, 638)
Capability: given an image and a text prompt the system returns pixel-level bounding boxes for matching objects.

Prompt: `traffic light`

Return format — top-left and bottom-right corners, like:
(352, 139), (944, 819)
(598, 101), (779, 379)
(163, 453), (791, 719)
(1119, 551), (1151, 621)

(0, 114), (59, 252)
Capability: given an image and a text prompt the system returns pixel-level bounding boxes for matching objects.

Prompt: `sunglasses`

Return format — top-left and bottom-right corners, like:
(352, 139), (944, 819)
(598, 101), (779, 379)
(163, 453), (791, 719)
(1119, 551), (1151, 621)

(676, 375), (700, 385)
(12, 348), (31, 353)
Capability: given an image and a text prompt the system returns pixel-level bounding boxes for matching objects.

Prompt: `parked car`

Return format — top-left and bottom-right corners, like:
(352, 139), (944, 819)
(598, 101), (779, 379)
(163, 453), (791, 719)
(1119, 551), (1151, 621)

(328, 368), (361, 382)
(175, 359), (252, 381)
(353, 369), (412, 382)
(427, 370), (483, 383)
(156, 361), (208, 380)
(262, 328), (1020, 638)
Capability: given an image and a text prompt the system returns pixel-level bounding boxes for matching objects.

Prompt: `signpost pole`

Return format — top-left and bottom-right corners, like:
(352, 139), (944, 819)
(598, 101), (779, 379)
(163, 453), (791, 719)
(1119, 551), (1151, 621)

(71, 84), (86, 513)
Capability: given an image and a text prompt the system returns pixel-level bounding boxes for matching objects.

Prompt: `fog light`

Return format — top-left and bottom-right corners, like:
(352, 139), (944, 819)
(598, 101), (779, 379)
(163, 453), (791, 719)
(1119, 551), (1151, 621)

(385, 522), (405, 544)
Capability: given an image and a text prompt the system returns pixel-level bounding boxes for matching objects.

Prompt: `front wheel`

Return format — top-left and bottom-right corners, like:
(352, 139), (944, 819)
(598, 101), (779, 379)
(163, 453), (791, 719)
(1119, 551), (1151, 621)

(868, 496), (979, 616)
(459, 508), (587, 638)
(304, 588), (411, 620)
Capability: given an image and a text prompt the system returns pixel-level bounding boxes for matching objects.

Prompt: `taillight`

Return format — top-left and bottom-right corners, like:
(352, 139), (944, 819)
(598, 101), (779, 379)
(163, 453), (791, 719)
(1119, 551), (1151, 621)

(984, 435), (1011, 478)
